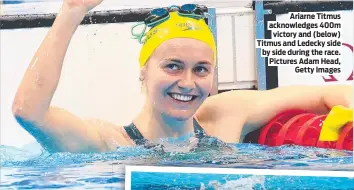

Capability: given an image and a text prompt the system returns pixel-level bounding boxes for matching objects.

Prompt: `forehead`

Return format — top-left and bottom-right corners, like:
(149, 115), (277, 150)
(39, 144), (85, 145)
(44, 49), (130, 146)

(151, 38), (214, 63)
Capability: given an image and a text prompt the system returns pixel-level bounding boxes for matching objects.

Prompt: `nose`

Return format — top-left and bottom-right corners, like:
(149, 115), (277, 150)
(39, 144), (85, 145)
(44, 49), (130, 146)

(177, 72), (196, 93)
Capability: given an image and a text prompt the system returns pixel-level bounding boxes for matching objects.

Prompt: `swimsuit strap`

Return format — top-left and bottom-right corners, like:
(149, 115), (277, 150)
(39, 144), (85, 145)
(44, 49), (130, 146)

(123, 123), (147, 146)
(124, 118), (207, 146)
(193, 118), (207, 139)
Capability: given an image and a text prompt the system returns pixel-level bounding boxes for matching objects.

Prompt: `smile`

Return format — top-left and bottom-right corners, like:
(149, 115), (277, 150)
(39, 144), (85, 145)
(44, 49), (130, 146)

(168, 93), (198, 102)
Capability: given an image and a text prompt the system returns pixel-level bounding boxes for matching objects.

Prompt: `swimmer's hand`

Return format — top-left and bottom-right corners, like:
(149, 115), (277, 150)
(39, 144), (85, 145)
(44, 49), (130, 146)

(64, 0), (104, 12)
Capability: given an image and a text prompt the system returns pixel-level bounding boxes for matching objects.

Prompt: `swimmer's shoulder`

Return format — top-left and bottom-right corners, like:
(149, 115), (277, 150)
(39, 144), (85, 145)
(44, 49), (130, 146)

(196, 91), (250, 129)
(195, 94), (225, 134)
(196, 92), (251, 143)
(198, 90), (253, 118)
(84, 119), (136, 151)
(196, 92), (232, 121)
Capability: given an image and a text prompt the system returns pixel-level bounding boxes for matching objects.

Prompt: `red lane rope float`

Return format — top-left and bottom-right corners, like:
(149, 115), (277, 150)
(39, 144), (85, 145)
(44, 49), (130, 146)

(258, 110), (306, 146)
(275, 113), (316, 146)
(259, 111), (353, 151)
(336, 122), (353, 151)
(258, 110), (353, 151)
(294, 115), (327, 147)
(316, 140), (337, 149)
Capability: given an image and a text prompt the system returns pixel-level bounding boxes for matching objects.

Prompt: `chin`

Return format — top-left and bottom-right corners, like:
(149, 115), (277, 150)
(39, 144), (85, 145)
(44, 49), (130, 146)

(167, 110), (195, 121)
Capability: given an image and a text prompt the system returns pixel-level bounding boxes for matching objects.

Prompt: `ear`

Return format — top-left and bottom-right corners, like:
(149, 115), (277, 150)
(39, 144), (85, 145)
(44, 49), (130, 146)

(139, 66), (147, 81)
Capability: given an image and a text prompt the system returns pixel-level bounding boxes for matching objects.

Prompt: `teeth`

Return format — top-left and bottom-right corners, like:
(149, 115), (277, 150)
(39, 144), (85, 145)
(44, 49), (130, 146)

(171, 93), (193, 102)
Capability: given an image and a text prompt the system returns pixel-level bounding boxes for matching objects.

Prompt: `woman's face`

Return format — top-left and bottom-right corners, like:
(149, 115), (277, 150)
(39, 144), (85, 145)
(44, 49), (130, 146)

(143, 38), (215, 120)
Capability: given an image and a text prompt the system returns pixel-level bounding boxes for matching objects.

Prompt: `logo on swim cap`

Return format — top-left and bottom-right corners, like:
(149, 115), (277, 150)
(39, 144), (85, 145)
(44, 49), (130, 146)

(144, 22), (202, 44)
(176, 22), (202, 31)
(139, 12), (216, 68)
(144, 28), (159, 44)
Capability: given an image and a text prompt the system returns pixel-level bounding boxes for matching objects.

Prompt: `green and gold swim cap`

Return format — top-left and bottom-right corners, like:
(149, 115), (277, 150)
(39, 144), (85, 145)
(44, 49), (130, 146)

(139, 12), (216, 67)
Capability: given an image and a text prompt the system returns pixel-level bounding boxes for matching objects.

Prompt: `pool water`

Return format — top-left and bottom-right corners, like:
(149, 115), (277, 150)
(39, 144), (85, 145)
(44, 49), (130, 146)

(131, 172), (354, 190)
(1, 143), (353, 189)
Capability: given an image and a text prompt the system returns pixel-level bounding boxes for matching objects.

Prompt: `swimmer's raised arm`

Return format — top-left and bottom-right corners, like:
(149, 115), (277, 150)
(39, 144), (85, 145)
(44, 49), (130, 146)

(197, 85), (352, 142)
(13, 2), (92, 118)
(241, 85), (352, 138)
(11, 0), (122, 153)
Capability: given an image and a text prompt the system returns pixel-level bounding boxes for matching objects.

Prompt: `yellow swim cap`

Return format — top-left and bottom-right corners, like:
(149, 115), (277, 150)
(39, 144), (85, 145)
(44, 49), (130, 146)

(139, 12), (217, 67)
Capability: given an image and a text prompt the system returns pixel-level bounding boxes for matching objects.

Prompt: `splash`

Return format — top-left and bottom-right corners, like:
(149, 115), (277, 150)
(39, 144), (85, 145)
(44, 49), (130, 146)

(200, 175), (266, 190)
(1, 144), (353, 189)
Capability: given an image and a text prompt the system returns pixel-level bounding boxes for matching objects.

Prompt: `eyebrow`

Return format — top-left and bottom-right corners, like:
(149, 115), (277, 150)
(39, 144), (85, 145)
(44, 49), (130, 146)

(196, 61), (212, 66)
(164, 58), (212, 66)
(165, 58), (183, 63)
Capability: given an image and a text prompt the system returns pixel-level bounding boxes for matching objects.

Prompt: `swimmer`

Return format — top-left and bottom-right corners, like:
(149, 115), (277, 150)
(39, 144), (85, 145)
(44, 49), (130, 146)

(12, 0), (352, 153)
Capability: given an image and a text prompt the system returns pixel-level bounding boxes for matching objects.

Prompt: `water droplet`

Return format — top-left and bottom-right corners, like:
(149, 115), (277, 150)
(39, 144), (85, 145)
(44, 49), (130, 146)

(35, 72), (40, 82)
(30, 57), (39, 70)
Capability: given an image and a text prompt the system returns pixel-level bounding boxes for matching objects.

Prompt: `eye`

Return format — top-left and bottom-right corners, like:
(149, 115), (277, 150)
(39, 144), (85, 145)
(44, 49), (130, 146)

(194, 66), (209, 75)
(165, 63), (183, 72)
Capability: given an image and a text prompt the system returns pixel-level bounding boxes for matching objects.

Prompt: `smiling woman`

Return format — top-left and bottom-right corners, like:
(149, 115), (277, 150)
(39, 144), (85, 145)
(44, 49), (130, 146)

(11, 0), (353, 154)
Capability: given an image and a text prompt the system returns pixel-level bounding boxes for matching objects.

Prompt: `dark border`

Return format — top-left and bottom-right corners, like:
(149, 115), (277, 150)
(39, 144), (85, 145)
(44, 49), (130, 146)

(0, 6), (208, 29)
(264, 1), (353, 15)
(264, 14), (277, 90)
